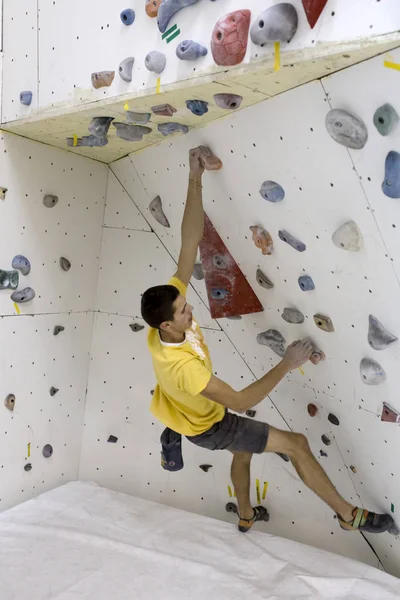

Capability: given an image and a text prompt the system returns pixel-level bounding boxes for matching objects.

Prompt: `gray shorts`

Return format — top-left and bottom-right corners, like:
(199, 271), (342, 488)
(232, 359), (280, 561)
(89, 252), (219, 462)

(186, 410), (269, 454)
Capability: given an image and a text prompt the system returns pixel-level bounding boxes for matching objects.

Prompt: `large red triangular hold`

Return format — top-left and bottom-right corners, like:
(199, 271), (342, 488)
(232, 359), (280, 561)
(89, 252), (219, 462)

(199, 214), (264, 319)
(302, 0), (328, 28)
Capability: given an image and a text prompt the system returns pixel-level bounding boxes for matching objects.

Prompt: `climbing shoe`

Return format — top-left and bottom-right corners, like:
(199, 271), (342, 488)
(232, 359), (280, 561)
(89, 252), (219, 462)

(238, 506), (269, 533)
(338, 507), (394, 534)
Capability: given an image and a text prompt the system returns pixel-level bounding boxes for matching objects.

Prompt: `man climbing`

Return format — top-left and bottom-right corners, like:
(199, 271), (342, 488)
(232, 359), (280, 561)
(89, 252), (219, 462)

(141, 146), (394, 535)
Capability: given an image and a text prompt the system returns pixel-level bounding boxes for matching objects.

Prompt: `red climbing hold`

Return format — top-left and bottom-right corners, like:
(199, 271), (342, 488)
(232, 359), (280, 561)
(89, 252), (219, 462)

(199, 214), (263, 319)
(302, 0), (328, 28)
(211, 10), (251, 67)
(307, 403), (318, 417)
(381, 402), (400, 423)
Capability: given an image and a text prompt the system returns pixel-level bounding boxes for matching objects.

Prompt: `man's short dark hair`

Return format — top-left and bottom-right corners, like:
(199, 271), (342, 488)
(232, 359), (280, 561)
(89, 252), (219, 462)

(141, 285), (180, 329)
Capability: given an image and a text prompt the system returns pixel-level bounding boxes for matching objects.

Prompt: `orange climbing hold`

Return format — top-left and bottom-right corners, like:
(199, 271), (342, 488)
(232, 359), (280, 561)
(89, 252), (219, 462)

(198, 146), (223, 171)
(199, 214), (264, 319)
(250, 225), (273, 255)
(309, 349), (326, 365)
(146, 0), (162, 17)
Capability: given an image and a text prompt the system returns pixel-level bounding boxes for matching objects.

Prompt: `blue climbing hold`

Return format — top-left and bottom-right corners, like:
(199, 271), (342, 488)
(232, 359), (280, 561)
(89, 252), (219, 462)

(176, 40), (208, 60)
(211, 288), (229, 300)
(157, 0), (200, 33)
(186, 99), (208, 116)
(259, 180), (285, 202)
(298, 275), (315, 291)
(382, 151), (400, 199)
(278, 230), (306, 252)
(158, 122), (189, 136)
(120, 9), (135, 25)
(20, 91), (32, 106)
(12, 255), (31, 276)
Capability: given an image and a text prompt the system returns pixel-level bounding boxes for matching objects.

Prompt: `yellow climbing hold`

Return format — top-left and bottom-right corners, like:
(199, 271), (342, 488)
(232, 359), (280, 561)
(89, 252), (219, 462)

(73, 134), (78, 147)
(384, 60), (400, 71)
(262, 481), (268, 500)
(28, 443), (31, 458)
(228, 485), (233, 497)
(156, 77), (161, 94)
(256, 478), (261, 504)
(124, 102), (129, 111)
(274, 42), (281, 71)
(13, 302), (20, 314)
(298, 366), (304, 375)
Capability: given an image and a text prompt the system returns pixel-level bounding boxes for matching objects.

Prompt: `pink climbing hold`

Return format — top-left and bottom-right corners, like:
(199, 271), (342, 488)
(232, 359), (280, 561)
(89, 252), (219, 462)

(211, 10), (251, 67)
(250, 225), (273, 255)
(309, 349), (326, 365)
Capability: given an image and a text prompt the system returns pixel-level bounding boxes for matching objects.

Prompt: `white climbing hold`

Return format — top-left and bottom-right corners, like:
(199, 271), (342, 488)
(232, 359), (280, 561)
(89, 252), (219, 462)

(360, 357), (386, 385)
(149, 195), (170, 227)
(368, 315), (398, 351)
(332, 221), (363, 252)
(257, 329), (286, 357)
(282, 307), (304, 324)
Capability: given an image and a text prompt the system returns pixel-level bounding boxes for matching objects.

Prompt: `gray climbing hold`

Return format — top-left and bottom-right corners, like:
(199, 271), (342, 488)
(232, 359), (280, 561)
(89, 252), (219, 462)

(276, 452), (290, 462)
(246, 410), (256, 418)
(24, 463), (32, 472)
(49, 387), (59, 396)
(176, 40), (207, 60)
(149, 195), (170, 227)
(227, 315), (242, 320)
(186, 99), (208, 116)
(325, 109), (368, 150)
(12, 255), (31, 276)
(328, 413), (340, 426)
(257, 329), (286, 357)
(108, 435), (118, 443)
(157, 0), (200, 33)
(320, 450), (328, 457)
(211, 288), (229, 300)
(118, 57), (135, 82)
(212, 255), (228, 269)
(368, 315), (398, 351)
(382, 151), (400, 199)
(88, 117), (114, 137)
(199, 464), (212, 472)
(91, 71), (115, 89)
(66, 135), (108, 147)
(11, 287), (35, 303)
(145, 51), (166, 74)
(360, 357), (386, 385)
(321, 434), (331, 446)
(0, 187), (8, 200)
(250, 3), (298, 45)
(113, 122), (152, 142)
(298, 275), (315, 291)
(53, 326), (65, 336)
(158, 122), (188, 136)
(20, 91), (33, 106)
(278, 230), (306, 252)
(129, 323), (145, 332)
(373, 103), (399, 136)
(313, 314), (335, 333)
(43, 194), (58, 208)
(259, 180), (285, 202)
(60, 257), (71, 271)
(282, 308), (304, 324)
(125, 111), (151, 125)
(4, 394), (15, 411)
(42, 444), (53, 457)
(332, 220), (363, 251)
(256, 268), (274, 289)
(192, 263), (204, 280)
(214, 93), (243, 110)
(0, 270), (19, 290)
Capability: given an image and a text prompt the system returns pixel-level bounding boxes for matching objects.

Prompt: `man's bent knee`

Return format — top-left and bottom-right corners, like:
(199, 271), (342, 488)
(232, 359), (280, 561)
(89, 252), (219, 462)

(264, 427), (310, 456)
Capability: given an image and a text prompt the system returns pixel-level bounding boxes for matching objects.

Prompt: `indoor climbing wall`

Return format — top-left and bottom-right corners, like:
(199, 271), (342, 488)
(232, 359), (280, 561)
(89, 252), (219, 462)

(80, 48), (400, 577)
(0, 132), (107, 511)
(2, 1), (400, 163)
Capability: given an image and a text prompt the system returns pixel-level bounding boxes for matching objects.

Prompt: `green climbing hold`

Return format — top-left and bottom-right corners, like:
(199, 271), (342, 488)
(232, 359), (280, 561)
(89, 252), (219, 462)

(373, 103), (399, 136)
(0, 270), (19, 290)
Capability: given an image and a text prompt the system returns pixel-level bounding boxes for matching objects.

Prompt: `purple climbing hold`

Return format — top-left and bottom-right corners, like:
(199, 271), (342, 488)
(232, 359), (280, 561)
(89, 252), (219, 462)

(158, 122), (188, 136)
(11, 287), (35, 303)
(12, 255), (31, 276)
(214, 93), (243, 110)
(186, 99), (208, 116)
(42, 444), (53, 457)
(382, 151), (400, 199)
(298, 275), (315, 291)
(278, 230), (306, 252)
(157, 0), (200, 33)
(211, 288), (229, 300)
(176, 40), (208, 60)
(20, 91), (33, 106)
(259, 180), (285, 202)
(120, 9), (135, 25)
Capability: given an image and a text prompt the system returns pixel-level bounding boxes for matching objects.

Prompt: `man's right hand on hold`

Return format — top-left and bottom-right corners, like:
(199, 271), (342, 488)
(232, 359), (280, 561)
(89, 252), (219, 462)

(282, 339), (314, 371)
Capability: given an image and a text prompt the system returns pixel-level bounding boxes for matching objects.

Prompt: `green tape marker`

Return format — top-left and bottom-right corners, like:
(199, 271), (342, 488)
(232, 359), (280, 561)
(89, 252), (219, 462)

(166, 28), (180, 43)
(391, 503), (395, 513)
(162, 24), (177, 39)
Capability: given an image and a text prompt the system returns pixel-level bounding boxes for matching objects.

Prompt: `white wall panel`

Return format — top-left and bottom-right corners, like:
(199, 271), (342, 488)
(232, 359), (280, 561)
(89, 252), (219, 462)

(104, 171), (151, 231)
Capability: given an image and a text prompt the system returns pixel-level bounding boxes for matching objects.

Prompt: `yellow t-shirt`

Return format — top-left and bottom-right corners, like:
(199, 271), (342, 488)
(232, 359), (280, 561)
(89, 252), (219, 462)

(148, 276), (225, 436)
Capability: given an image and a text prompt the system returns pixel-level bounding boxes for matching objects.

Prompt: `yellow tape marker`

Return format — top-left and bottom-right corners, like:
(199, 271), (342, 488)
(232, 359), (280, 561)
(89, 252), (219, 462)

(298, 366), (304, 375)
(384, 60), (400, 71)
(124, 102), (129, 111)
(228, 485), (233, 497)
(156, 77), (161, 94)
(27, 443), (31, 458)
(13, 302), (20, 315)
(262, 481), (268, 500)
(256, 478), (261, 504)
(234, 489), (236, 498)
(73, 134), (78, 147)
(274, 42), (281, 72)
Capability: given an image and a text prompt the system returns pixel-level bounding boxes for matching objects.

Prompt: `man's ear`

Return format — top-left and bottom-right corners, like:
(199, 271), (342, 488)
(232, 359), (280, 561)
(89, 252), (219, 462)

(159, 321), (170, 332)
